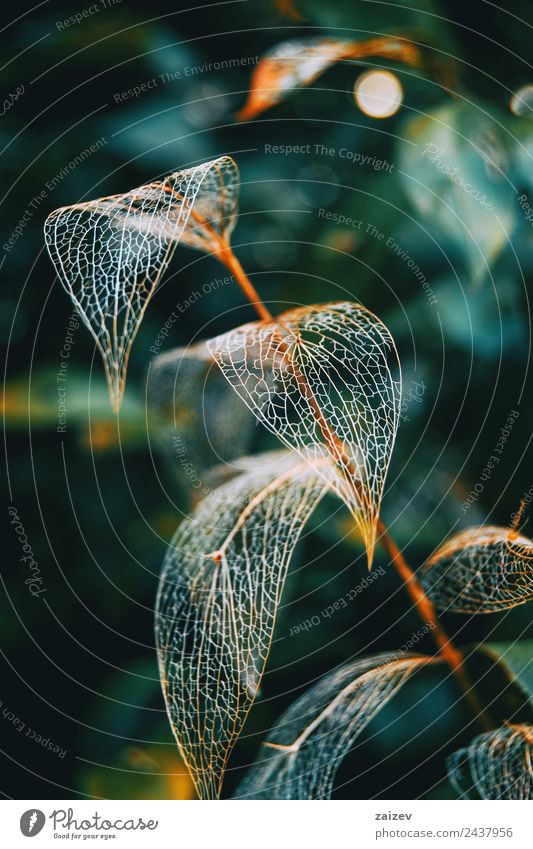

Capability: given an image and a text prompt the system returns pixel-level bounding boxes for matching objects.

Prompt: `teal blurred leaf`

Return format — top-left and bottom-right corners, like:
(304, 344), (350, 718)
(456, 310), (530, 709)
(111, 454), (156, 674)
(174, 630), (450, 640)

(146, 341), (255, 492)
(398, 103), (516, 282)
(480, 641), (533, 706)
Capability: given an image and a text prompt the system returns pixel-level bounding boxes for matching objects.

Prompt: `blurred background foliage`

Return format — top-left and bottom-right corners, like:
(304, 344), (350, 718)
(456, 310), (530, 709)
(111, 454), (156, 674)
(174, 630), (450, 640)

(2, 0), (532, 799)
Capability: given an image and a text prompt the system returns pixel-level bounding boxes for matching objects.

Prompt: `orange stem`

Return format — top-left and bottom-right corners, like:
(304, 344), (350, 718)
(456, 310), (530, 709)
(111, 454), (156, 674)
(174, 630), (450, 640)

(216, 247), (273, 322)
(219, 252), (492, 730)
(376, 518), (492, 731)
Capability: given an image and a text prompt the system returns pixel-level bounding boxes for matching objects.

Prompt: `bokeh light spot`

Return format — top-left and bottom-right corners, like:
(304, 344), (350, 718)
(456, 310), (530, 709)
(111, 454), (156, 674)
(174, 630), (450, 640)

(354, 70), (403, 118)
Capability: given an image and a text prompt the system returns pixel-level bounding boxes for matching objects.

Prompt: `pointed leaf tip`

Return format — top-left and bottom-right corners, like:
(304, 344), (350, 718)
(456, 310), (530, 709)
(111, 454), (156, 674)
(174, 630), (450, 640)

(44, 156), (239, 411)
(156, 449), (337, 799)
(208, 302), (402, 566)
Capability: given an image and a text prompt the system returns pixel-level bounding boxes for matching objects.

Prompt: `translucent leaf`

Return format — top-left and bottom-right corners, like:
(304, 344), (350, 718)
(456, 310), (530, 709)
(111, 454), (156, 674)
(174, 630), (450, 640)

(170, 154), (238, 255)
(237, 37), (421, 120)
(146, 341), (255, 490)
(447, 724), (533, 800)
(420, 526), (533, 613)
(237, 38), (355, 121)
(44, 156), (238, 412)
(100, 156), (238, 255)
(155, 449), (338, 799)
(236, 653), (431, 799)
(208, 301), (402, 566)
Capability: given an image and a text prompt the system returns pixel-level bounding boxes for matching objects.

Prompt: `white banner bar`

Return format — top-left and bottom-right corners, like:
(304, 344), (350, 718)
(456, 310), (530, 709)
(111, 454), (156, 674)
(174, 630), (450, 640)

(1, 799), (531, 848)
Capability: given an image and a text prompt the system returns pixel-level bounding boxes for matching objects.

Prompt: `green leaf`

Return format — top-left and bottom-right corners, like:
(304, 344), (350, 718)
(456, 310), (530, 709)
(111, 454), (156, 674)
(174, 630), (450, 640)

(78, 744), (195, 800)
(398, 102), (516, 283)
(146, 341), (255, 491)
(3, 367), (145, 450)
(479, 641), (533, 706)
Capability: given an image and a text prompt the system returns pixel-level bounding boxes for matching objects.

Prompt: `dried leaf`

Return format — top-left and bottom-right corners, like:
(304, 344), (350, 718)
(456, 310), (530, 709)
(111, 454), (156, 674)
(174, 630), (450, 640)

(237, 36), (421, 120)
(208, 301), (402, 566)
(420, 526), (533, 613)
(44, 156), (238, 412)
(447, 724), (533, 799)
(155, 449), (338, 799)
(171, 155), (239, 255)
(236, 653), (431, 799)
(146, 341), (254, 489)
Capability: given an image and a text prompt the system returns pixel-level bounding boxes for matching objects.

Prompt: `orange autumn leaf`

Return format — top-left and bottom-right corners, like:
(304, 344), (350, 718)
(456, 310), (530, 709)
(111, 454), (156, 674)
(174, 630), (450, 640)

(237, 36), (421, 121)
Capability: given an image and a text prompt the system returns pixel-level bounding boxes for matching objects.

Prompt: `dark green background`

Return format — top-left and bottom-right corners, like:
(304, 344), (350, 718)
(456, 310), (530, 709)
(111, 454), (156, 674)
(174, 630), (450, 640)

(1, 0), (532, 799)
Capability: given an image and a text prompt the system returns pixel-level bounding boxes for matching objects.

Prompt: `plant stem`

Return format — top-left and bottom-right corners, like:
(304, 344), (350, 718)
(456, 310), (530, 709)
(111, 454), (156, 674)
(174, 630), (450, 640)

(221, 250), (492, 731)
(217, 247), (273, 322)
